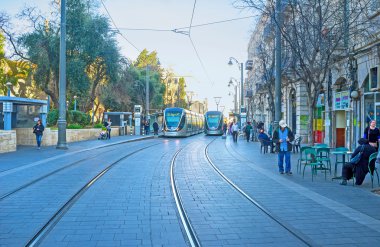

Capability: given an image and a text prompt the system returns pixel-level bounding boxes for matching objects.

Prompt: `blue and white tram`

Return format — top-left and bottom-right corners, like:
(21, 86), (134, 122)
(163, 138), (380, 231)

(163, 107), (204, 137)
(204, 111), (224, 135)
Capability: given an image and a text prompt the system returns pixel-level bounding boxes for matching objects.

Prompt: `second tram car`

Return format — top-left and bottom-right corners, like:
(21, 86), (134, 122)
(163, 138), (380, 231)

(204, 111), (224, 135)
(163, 107), (204, 137)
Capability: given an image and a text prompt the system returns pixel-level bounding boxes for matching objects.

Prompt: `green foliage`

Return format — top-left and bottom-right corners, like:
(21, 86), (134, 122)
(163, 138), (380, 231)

(47, 108), (59, 126)
(67, 123), (83, 129)
(67, 110), (91, 127)
(19, 0), (120, 109)
(94, 123), (103, 128)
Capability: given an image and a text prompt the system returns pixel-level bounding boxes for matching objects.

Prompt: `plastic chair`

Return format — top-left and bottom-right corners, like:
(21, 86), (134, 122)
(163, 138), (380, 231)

(368, 152), (379, 188)
(316, 147), (332, 174)
(314, 143), (328, 148)
(303, 148), (328, 181)
(297, 146), (312, 173)
(259, 138), (271, 154)
(333, 147), (349, 176)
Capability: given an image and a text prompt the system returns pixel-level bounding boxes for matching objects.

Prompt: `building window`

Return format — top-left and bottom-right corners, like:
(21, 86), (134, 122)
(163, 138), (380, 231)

(370, 67), (378, 90)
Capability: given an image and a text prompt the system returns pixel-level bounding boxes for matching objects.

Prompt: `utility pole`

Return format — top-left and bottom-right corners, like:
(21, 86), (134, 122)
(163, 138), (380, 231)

(57, 0), (68, 149)
(240, 63), (244, 110)
(274, 0), (282, 132)
(146, 65), (150, 120)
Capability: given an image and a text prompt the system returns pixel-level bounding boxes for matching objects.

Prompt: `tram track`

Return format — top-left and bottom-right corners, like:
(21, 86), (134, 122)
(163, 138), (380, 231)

(0, 139), (160, 201)
(25, 142), (162, 247)
(170, 148), (201, 247)
(204, 138), (315, 247)
(0, 136), (153, 178)
(0, 150), (113, 201)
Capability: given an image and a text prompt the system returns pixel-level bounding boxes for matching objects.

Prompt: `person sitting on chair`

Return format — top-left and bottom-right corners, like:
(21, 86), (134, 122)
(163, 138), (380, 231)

(341, 138), (376, 185)
(258, 129), (273, 152)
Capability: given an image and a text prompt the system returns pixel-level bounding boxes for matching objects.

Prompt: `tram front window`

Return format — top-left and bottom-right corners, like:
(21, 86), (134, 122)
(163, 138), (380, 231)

(207, 114), (220, 128)
(165, 111), (182, 128)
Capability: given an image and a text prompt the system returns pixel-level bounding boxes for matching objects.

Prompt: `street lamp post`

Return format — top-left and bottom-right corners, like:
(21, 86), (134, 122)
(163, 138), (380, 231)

(219, 105), (225, 113)
(74, 95), (77, 111)
(186, 91), (194, 110)
(214, 96), (222, 111)
(6, 82), (12, 96)
(274, 0), (282, 132)
(146, 65), (150, 120)
(228, 79), (239, 114)
(228, 57), (244, 113)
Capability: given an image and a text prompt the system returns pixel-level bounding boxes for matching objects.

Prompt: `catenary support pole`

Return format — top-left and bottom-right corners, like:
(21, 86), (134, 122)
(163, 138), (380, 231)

(274, 0), (282, 132)
(57, 0), (68, 149)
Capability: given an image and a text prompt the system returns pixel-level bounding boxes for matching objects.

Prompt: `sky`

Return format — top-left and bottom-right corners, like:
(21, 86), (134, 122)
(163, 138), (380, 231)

(2, 0), (257, 114)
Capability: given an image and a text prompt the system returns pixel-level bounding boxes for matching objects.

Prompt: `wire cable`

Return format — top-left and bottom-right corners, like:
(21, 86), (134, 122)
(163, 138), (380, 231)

(116, 15), (257, 32)
(188, 0), (197, 35)
(187, 0), (214, 85)
(100, 0), (141, 52)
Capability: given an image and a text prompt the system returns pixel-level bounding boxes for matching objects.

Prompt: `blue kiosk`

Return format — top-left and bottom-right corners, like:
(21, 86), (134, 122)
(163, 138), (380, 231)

(0, 96), (48, 130)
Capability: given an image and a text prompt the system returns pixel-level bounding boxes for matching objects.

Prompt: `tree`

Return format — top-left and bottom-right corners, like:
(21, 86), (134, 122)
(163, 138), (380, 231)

(0, 30), (34, 97)
(18, 0), (120, 110)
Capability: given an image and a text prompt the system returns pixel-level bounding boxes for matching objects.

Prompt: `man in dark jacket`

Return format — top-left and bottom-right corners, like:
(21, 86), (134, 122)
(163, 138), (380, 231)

(341, 138), (376, 185)
(245, 122), (253, 142)
(272, 120), (295, 175)
(153, 121), (159, 135)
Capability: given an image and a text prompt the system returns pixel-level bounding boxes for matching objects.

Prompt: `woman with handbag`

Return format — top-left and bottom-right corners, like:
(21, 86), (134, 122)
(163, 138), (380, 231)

(340, 138), (376, 185)
(363, 120), (380, 151)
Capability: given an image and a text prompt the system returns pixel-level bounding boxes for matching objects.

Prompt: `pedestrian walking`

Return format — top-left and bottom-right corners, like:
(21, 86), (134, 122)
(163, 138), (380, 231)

(153, 121), (159, 135)
(145, 120), (150, 135)
(272, 120), (294, 174)
(104, 118), (112, 139)
(33, 120), (45, 149)
(363, 120), (380, 151)
(232, 120), (239, 143)
(340, 138), (376, 185)
(222, 122), (228, 135)
(245, 122), (252, 142)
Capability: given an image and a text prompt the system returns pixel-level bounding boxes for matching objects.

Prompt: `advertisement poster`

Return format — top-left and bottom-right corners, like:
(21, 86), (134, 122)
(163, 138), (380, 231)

(334, 92), (341, 110)
(300, 115), (309, 130)
(341, 91), (349, 109)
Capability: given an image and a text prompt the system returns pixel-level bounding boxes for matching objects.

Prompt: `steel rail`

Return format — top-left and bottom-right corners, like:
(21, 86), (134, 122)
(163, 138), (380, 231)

(205, 139), (315, 247)
(0, 152), (105, 201)
(170, 148), (201, 247)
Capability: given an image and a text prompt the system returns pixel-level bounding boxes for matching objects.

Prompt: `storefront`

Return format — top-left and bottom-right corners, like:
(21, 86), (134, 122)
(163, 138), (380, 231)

(313, 93), (325, 143)
(362, 67), (380, 137)
(332, 91), (350, 147)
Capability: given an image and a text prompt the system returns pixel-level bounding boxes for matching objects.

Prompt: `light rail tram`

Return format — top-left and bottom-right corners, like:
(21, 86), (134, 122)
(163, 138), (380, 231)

(163, 107), (204, 137)
(204, 111), (224, 135)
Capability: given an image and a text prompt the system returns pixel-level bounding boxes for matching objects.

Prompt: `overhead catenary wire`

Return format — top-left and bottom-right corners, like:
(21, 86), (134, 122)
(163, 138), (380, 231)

(100, 0), (141, 52)
(186, 0), (214, 85)
(116, 15), (257, 32)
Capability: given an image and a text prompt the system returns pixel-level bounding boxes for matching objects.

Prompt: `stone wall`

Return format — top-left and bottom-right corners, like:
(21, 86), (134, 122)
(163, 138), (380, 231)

(16, 127), (123, 146)
(0, 130), (17, 153)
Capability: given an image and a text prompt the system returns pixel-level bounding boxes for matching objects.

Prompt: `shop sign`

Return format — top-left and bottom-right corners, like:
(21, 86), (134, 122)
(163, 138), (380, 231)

(333, 91), (349, 110)
(316, 94), (324, 107)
